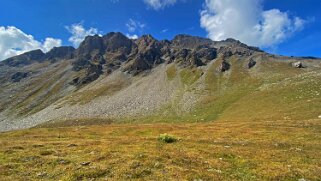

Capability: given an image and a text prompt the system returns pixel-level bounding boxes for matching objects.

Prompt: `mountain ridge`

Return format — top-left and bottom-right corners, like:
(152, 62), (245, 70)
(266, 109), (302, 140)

(0, 32), (320, 132)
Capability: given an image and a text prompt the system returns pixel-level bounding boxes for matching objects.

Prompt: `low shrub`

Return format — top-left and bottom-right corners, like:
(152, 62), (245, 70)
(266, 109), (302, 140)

(158, 133), (178, 143)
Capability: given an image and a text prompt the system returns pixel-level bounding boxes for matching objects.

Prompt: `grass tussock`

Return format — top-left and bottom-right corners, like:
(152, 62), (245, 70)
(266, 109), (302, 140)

(158, 133), (178, 143)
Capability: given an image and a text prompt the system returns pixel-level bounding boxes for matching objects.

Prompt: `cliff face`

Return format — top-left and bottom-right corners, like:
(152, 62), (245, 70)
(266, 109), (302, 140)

(0, 32), (320, 132)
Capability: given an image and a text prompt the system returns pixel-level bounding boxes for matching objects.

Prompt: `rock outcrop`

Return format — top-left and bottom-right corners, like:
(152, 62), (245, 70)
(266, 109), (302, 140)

(11, 72), (29, 82)
(44, 46), (75, 62)
(248, 59), (256, 68)
(218, 61), (231, 72)
(172, 34), (213, 49)
(0, 32), (287, 86)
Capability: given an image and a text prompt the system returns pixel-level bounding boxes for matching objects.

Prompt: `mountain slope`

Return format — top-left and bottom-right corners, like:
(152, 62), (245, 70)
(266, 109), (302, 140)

(0, 32), (320, 132)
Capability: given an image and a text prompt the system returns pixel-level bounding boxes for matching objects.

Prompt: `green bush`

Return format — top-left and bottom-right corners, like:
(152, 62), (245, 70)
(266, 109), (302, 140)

(158, 133), (178, 143)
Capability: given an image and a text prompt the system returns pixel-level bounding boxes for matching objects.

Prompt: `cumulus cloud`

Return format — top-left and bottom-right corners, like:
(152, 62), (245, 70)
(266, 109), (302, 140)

(200, 0), (305, 48)
(65, 23), (100, 47)
(42, 38), (62, 52)
(126, 19), (146, 33)
(143, 0), (177, 10)
(0, 26), (62, 61)
(126, 34), (139, 39)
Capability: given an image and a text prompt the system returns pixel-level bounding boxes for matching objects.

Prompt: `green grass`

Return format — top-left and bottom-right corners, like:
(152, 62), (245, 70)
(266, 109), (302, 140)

(179, 67), (203, 86)
(62, 78), (129, 105)
(115, 55), (321, 125)
(8, 61), (70, 117)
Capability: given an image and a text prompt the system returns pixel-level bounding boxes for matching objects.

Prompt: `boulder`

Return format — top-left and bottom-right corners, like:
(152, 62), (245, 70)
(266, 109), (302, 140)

(292, 61), (304, 68)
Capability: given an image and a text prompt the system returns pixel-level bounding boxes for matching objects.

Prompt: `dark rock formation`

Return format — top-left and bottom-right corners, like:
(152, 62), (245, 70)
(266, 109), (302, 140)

(2, 32), (266, 85)
(80, 64), (103, 84)
(11, 72), (29, 82)
(71, 62), (103, 85)
(195, 47), (217, 61)
(248, 59), (256, 68)
(103, 32), (133, 54)
(190, 55), (205, 67)
(44, 46), (75, 61)
(72, 58), (91, 71)
(124, 35), (164, 74)
(218, 61), (231, 72)
(172, 34), (213, 49)
(76, 35), (105, 57)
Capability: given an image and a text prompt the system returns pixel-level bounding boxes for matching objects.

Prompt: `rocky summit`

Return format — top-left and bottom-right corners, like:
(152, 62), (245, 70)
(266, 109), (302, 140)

(0, 32), (320, 132)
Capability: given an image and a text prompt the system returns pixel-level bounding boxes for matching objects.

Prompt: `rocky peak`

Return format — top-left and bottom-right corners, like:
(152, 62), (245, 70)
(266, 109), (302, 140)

(11, 72), (29, 82)
(219, 38), (262, 53)
(224, 38), (242, 44)
(172, 34), (212, 49)
(23, 49), (45, 60)
(44, 46), (75, 61)
(102, 32), (133, 54)
(76, 35), (104, 56)
(2, 49), (45, 66)
(123, 35), (164, 74)
(136, 35), (158, 47)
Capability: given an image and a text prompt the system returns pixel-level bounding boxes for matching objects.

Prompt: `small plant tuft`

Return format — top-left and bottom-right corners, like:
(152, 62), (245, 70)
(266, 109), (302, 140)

(158, 133), (178, 143)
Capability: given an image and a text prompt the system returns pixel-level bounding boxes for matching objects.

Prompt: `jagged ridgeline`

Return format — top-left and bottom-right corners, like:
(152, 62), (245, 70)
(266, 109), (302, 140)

(0, 32), (320, 131)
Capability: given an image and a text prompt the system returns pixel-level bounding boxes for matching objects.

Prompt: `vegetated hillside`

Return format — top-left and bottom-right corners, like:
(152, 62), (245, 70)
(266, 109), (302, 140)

(0, 33), (320, 131)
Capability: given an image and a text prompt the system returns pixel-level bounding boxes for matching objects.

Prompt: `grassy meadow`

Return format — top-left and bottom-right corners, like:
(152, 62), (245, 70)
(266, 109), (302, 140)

(0, 119), (320, 180)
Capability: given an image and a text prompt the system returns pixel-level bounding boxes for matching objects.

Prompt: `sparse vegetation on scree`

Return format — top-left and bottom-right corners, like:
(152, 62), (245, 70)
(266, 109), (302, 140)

(0, 119), (320, 180)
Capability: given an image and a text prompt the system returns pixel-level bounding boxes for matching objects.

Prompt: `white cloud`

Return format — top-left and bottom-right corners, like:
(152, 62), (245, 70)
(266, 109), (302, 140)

(126, 19), (146, 33)
(161, 29), (169, 33)
(65, 23), (100, 47)
(43, 38), (62, 52)
(0, 26), (62, 61)
(143, 0), (177, 10)
(200, 0), (305, 48)
(126, 34), (139, 39)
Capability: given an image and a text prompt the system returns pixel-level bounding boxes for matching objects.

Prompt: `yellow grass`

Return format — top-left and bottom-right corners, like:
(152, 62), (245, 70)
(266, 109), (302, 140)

(0, 119), (320, 180)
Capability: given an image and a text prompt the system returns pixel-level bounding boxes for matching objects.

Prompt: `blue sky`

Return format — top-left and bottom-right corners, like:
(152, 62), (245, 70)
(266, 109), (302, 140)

(0, 0), (320, 60)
